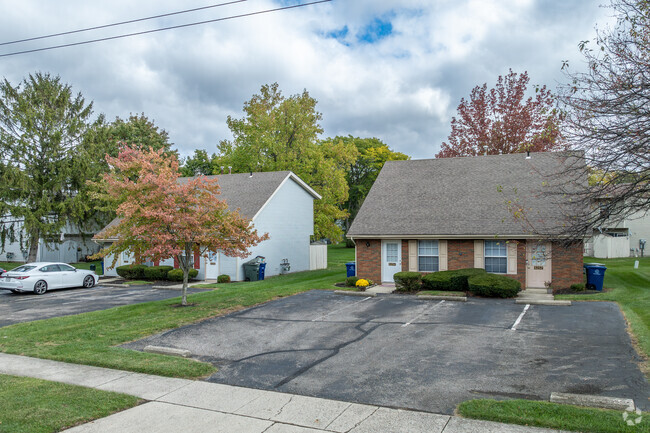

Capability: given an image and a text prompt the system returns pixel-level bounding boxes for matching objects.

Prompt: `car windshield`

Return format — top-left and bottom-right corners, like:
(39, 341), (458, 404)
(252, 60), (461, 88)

(11, 265), (36, 273)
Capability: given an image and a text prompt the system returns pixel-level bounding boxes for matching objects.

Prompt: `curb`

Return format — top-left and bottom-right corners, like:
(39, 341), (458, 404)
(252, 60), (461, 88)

(417, 295), (467, 302)
(151, 285), (184, 290)
(515, 299), (571, 306)
(99, 283), (149, 288)
(143, 345), (192, 358)
(550, 392), (635, 411)
(334, 290), (377, 297)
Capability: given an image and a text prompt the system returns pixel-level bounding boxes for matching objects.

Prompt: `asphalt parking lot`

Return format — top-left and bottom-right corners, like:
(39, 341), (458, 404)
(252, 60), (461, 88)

(0, 284), (208, 327)
(126, 290), (650, 415)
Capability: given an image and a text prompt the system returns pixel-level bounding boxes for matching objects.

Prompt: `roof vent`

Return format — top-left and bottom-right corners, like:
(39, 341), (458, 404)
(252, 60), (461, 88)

(220, 166), (224, 174)
(249, 171), (253, 178)
(228, 166), (232, 174)
(526, 151), (531, 160)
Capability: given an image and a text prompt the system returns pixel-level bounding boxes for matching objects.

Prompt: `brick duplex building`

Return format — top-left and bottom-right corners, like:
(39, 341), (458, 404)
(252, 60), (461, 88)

(347, 152), (586, 292)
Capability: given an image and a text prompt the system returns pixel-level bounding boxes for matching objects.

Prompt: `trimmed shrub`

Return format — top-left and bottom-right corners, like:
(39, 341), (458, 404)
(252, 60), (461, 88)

(393, 271), (422, 292)
(421, 268), (486, 291)
(450, 268), (487, 291)
(422, 271), (456, 291)
(116, 264), (147, 280)
(570, 283), (586, 292)
(143, 266), (174, 281)
(217, 274), (231, 284)
(167, 268), (199, 282)
(346, 276), (360, 287)
(468, 273), (521, 298)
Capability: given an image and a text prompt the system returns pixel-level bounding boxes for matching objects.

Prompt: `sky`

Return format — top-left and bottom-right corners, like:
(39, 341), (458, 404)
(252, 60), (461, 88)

(0, 0), (614, 160)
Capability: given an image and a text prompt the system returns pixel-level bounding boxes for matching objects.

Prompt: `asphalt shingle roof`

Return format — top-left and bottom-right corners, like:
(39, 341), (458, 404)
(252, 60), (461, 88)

(96, 171), (311, 240)
(347, 151), (586, 238)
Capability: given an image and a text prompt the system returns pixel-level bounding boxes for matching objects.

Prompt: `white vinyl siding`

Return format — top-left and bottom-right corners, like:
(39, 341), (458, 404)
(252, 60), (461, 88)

(484, 240), (507, 274)
(418, 240), (439, 272)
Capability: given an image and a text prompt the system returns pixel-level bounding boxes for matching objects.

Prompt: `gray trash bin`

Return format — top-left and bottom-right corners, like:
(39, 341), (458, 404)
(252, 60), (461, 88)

(243, 256), (266, 281)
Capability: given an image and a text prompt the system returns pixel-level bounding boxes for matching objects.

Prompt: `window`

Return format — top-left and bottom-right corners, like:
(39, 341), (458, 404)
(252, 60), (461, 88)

(59, 264), (75, 272)
(484, 240), (507, 274)
(418, 240), (439, 272)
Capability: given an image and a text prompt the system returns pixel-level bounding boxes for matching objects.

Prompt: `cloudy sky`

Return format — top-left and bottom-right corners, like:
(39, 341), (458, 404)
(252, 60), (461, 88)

(0, 0), (613, 159)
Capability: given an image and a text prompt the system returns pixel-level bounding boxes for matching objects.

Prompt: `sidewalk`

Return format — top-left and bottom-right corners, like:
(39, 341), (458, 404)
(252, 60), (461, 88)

(0, 353), (567, 433)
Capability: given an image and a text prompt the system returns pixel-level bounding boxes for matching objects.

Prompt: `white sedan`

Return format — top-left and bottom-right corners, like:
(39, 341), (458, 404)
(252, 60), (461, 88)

(0, 262), (98, 295)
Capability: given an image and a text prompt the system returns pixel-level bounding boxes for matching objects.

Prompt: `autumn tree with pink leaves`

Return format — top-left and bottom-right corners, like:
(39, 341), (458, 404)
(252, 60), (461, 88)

(436, 70), (565, 158)
(92, 146), (268, 305)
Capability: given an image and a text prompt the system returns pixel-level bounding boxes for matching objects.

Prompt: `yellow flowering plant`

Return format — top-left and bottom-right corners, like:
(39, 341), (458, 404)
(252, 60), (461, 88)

(355, 278), (370, 288)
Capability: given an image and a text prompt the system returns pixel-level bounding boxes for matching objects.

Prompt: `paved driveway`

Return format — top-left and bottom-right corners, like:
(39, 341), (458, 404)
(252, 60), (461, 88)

(0, 284), (208, 327)
(125, 290), (650, 414)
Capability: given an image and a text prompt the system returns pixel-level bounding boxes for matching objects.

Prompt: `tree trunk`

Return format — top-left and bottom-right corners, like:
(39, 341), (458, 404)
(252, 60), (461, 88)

(181, 243), (192, 306)
(27, 230), (39, 263)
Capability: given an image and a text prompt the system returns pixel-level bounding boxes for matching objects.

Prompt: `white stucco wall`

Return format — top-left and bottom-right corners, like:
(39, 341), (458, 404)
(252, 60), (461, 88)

(240, 177), (314, 280)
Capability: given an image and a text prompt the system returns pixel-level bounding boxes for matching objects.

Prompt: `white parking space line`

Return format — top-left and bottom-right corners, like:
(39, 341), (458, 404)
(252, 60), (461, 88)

(311, 296), (374, 322)
(511, 304), (530, 331)
(402, 300), (445, 327)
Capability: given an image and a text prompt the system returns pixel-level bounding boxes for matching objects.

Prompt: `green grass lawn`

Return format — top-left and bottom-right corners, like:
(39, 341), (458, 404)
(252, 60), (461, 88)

(0, 374), (139, 433)
(556, 256), (650, 370)
(0, 260), (103, 275)
(458, 399), (648, 433)
(0, 244), (355, 378)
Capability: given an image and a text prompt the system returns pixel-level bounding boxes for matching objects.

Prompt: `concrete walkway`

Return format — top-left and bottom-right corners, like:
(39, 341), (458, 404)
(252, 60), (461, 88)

(0, 353), (568, 433)
(366, 283), (395, 294)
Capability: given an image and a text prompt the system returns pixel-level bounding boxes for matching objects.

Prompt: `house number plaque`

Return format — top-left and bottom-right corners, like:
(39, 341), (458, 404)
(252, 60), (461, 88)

(534, 266), (544, 270)
(388, 262), (396, 266)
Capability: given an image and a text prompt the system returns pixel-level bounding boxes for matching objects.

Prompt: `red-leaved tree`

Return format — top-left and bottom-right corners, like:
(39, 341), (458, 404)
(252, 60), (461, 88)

(92, 145), (268, 305)
(436, 70), (565, 158)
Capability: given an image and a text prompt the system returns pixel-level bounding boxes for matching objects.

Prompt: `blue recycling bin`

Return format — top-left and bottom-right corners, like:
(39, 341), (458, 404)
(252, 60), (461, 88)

(584, 263), (606, 291)
(258, 263), (266, 281)
(346, 262), (356, 278)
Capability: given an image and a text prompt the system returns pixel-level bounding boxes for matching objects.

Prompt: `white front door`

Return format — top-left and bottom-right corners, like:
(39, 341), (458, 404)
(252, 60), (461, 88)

(526, 242), (552, 288)
(382, 240), (402, 283)
(205, 251), (219, 279)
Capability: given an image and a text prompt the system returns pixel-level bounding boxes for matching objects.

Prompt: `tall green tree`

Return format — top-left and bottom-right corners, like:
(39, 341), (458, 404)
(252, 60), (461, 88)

(329, 136), (409, 240)
(104, 113), (176, 158)
(181, 149), (217, 176)
(0, 73), (104, 261)
(218, 83), (357, 241)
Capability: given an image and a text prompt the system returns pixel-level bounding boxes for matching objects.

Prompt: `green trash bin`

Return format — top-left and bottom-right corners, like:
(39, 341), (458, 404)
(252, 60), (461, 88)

(243, 256), (266, 281)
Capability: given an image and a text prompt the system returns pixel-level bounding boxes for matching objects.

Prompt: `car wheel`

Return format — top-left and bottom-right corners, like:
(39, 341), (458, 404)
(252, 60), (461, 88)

(34, 280), (48, 295)
(83, 275), (95, 288)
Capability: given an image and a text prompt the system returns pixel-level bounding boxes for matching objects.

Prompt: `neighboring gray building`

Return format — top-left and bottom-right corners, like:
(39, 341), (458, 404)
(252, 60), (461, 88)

(0, 217), (100, 263)
(96, 171), (322, 281)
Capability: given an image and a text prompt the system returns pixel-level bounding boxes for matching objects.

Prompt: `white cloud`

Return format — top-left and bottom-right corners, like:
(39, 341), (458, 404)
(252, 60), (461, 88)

(0, 0), (613, 159)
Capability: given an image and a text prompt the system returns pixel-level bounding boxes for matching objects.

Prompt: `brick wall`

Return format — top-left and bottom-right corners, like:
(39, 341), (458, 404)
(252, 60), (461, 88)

(355, 239), (381, 283)
(447, 240), (475, 270)
(551, 240), (584, 292)
(356, 238), (583, 290)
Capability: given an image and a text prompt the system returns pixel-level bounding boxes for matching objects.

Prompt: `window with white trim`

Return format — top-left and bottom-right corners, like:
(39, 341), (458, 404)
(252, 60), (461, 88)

(418, 240), (439, 272)
(484, 240), (507, 274)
